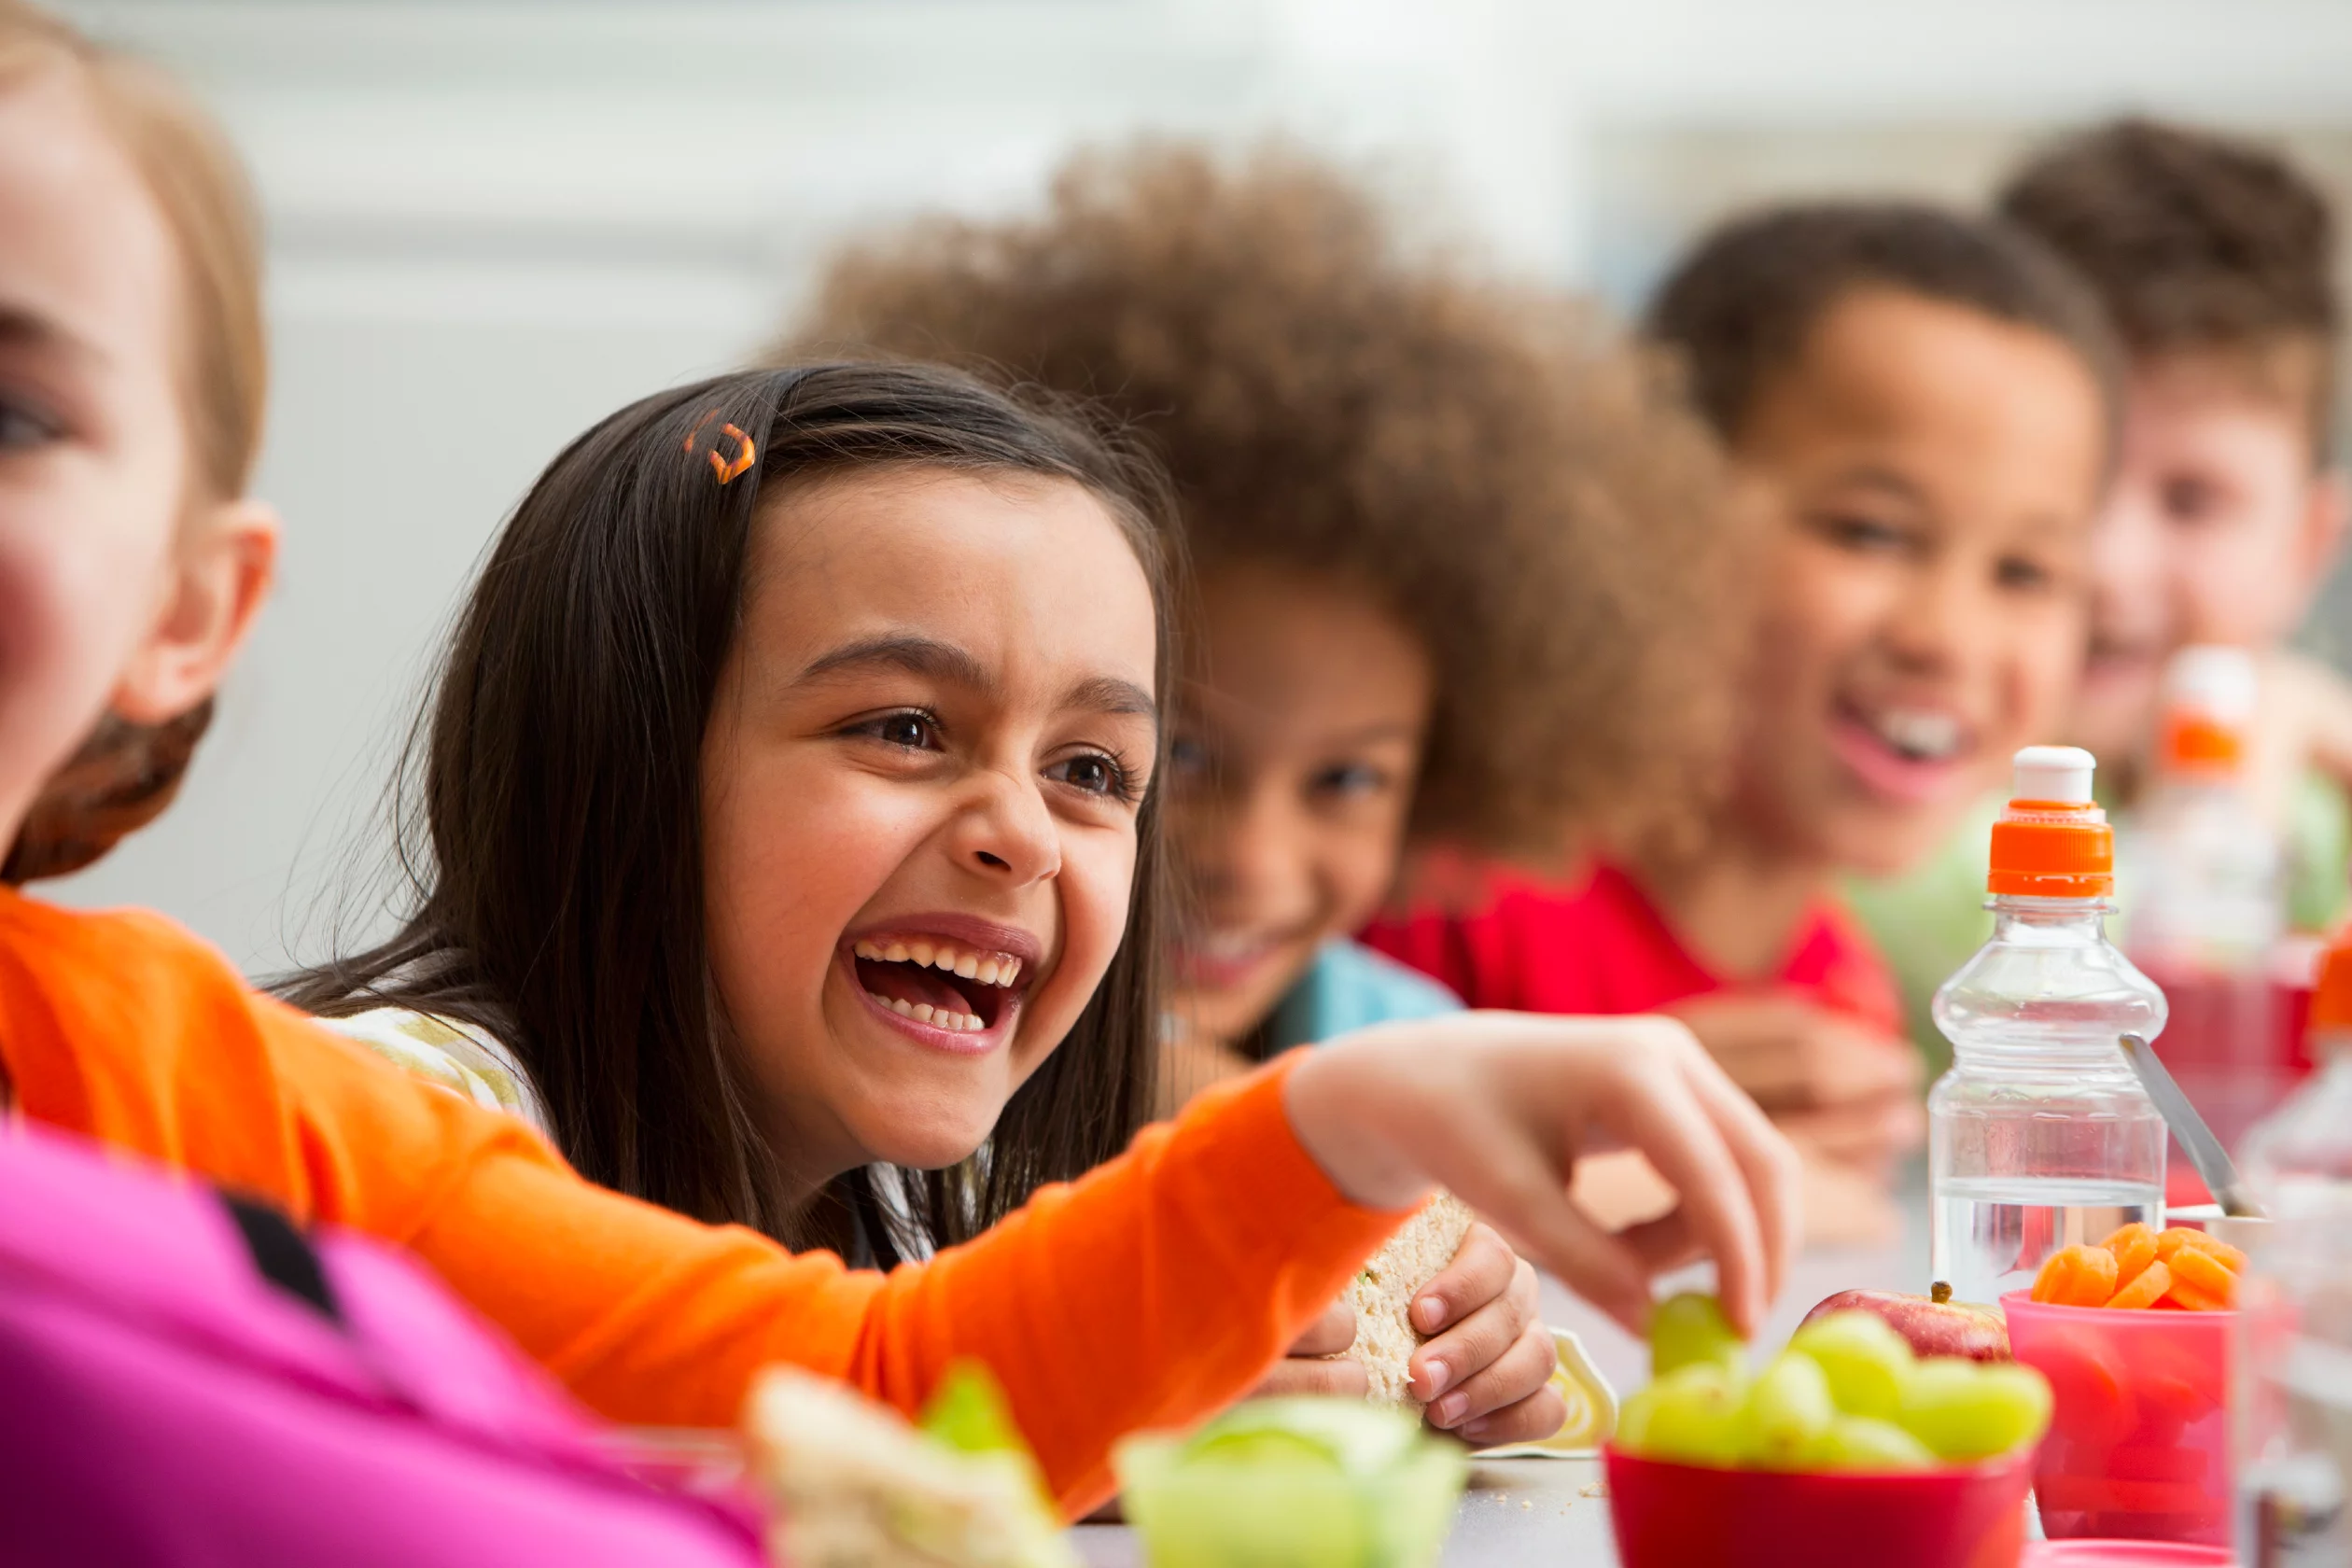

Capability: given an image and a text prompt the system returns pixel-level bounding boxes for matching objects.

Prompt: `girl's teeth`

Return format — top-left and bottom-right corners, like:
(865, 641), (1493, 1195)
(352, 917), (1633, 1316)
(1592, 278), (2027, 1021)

(849, 938), (1024, 987)
(861, 989), (983, 1031)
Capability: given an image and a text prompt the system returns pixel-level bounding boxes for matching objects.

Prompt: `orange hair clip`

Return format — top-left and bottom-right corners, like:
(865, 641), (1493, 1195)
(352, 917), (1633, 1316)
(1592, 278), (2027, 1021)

(682, 412), (757, 485)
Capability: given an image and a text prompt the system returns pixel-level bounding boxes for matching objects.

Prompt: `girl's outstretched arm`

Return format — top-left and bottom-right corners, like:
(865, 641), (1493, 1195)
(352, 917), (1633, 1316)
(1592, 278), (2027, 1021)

(0, 893), (1798, 1517)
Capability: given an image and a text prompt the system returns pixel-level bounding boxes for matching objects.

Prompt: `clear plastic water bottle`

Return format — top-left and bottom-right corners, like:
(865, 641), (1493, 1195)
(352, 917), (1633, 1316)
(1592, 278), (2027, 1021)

(2235, 926), (2352, 1564)
(1928, 746), (2169, 1308)
(2122, 646), (2288, 1154)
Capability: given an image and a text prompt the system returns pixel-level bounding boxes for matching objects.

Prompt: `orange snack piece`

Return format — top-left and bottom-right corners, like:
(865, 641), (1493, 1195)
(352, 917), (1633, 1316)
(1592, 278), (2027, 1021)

(2165, 1246), (2238, 1311)
(2154, 1227), (2247, 1274)
(2103, 1258), (2172, 1310)
(2034, 1243), (2121, 1307)
(2100, 1223), (2160, 1286)
(2154, 1231), (2248, 1269)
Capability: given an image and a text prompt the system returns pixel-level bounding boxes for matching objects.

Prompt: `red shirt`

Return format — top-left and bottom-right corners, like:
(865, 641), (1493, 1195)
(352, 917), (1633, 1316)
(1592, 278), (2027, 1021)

(1361, 861), (1901, 1033)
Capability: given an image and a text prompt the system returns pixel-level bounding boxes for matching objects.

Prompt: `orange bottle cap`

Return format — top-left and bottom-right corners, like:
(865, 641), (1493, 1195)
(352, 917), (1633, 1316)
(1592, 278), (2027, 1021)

(1987, 745), (2113, 900)
(2157, 646), (2257, 777)
(2313, 926), (2352, 1033)
(2159, 712), (2247, 774)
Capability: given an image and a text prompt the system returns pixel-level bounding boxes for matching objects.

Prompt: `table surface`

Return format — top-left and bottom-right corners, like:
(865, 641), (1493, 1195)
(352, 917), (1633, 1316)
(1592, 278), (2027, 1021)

(1073, 1172), (1932, 1565)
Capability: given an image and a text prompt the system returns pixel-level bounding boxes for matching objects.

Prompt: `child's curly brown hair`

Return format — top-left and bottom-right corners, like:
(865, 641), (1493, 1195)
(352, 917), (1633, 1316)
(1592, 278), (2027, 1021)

(784, 142), (1734, 862)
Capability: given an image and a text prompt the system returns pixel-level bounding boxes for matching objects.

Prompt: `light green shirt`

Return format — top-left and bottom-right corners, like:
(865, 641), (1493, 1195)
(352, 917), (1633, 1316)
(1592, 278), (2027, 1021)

(1847, 770), (2350, 1079)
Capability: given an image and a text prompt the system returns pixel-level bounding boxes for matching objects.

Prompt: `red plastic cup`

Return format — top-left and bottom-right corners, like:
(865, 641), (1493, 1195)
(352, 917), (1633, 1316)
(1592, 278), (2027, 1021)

(1603, 1446), (2034, 1568)
(2002, 1292), (2234, 1547)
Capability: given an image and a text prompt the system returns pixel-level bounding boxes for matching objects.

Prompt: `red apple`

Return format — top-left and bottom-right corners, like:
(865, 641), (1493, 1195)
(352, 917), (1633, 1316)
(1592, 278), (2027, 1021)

(1800, 1281), (2009, 1364)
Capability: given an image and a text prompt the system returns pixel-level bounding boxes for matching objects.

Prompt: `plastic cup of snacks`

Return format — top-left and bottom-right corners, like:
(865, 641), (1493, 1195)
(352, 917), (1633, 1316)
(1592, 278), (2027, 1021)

(2002, 1292), (2233, 1547)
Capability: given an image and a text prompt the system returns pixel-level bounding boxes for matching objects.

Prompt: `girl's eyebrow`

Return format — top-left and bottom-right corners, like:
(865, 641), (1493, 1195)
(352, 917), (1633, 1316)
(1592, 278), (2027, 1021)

(0, 301), (105, 370)
(795, 636), (1157, 725)
(1065, 675), (1159, 725)
(797, 634), (992, 691)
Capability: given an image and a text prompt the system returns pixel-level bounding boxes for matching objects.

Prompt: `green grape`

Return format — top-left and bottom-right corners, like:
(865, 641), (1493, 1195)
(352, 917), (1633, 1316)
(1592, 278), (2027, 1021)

(1800, 1416), (1938, 1473)
(1897, 1358), (2053, 1462)
(1646, 1292), (1747, 1381)
(1734, 1351), (1836, 1470)
(1617, 1364), (1743, 1467)
(1788, 1311), (1915, 1422)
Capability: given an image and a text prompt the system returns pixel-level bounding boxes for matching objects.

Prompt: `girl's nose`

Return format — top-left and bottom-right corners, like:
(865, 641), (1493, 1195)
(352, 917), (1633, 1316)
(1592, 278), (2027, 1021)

(955, 769), (1061, 885)
(1196, 782), (1312, 914)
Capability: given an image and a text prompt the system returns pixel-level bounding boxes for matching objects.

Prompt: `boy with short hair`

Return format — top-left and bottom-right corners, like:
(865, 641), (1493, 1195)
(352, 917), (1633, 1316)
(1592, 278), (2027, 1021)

(2001, 118), (2350, 933)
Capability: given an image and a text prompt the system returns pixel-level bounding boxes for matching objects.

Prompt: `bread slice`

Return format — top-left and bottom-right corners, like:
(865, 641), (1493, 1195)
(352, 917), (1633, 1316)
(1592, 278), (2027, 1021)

(742, 1366), (1074, 1568)
(1339, 1193), (1475, 1413)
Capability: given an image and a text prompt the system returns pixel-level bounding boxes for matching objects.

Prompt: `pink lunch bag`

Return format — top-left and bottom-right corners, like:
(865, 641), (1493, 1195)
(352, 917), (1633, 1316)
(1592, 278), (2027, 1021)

(0, 1120), (768, 1566)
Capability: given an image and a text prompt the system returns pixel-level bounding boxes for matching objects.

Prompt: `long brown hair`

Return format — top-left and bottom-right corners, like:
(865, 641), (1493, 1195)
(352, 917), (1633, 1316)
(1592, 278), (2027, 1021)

(0, 1), (269, 883)
(282, 362), (1177, 1252)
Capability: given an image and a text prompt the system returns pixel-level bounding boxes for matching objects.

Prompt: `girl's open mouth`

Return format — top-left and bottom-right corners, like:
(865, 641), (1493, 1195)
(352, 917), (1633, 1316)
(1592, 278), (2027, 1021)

(847, 934), (1030, 1039)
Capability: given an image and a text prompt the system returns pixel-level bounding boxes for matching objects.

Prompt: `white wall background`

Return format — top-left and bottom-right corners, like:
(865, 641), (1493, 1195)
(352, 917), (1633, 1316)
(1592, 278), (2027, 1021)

(48, 0), (2352, 973)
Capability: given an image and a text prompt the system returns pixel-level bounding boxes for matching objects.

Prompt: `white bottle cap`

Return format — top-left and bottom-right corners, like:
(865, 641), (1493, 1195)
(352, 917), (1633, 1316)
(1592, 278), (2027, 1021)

(2013, 745), (2096, 805)
(2163, 645), (2260, 723)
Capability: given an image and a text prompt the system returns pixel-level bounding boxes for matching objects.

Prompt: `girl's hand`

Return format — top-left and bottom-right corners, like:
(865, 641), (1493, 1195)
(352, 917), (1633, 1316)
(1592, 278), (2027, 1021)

(1284, 1012), (1799, 1338)
(1247, 1227), (1562, 1448)
(1407, 1223), (1561, 1446)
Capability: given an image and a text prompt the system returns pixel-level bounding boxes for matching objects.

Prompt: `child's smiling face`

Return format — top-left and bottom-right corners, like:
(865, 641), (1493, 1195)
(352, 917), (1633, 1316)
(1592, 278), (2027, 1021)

(1163, 565), (1433, 1045)
(698, 468), (1159, 1182)
(2072, 357), (2346, 767)
(1729, 287), (2103, 876)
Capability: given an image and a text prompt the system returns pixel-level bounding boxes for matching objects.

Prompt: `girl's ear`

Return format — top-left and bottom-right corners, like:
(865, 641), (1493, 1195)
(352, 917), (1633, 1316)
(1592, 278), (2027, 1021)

(108, 497), (279, 726)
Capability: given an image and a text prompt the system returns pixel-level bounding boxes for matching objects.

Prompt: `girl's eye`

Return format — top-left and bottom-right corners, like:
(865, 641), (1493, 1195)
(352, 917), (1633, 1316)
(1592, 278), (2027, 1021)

(855, 710), (941, 750)
(1046, 751), (1136, 801)
(1995, 553), (2055, 593)
(1819, 512), (1912, 553)
(1169, 735), (1211, 776)
(1310, 762), (1389, 798)
(0, 400), (59, 453)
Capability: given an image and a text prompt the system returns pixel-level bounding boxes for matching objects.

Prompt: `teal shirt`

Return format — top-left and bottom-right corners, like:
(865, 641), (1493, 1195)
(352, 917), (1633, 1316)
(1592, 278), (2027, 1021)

(1265, 938), (1463, 1052)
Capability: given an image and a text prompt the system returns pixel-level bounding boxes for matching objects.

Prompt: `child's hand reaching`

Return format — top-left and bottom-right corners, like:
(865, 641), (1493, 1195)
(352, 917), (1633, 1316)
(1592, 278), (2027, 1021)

(1251, 1223), (1563, 1446)
(1284, 1012), (1799, 1338)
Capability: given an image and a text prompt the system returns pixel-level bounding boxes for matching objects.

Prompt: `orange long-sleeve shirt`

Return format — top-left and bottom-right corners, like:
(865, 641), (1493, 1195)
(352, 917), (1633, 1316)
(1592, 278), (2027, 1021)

(0, 889), (1407, 1515)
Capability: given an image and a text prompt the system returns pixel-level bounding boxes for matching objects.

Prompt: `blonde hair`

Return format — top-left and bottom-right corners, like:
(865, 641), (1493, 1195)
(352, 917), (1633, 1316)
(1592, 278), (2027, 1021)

(0, 2), (267, 881)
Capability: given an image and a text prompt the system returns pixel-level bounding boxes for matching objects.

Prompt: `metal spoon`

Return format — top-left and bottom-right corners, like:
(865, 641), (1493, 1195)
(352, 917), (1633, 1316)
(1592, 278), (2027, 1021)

(2118, 1032), (2267, 1220)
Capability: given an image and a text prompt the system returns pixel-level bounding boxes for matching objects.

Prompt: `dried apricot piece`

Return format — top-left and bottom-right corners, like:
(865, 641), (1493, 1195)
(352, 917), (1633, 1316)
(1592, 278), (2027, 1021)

(2034, 1243), (2121, 1307)
(2101, 1223), (2160, 1286)
(2166, 1246), (2238, 1309)
(2104, 1259), (2172, 1310)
